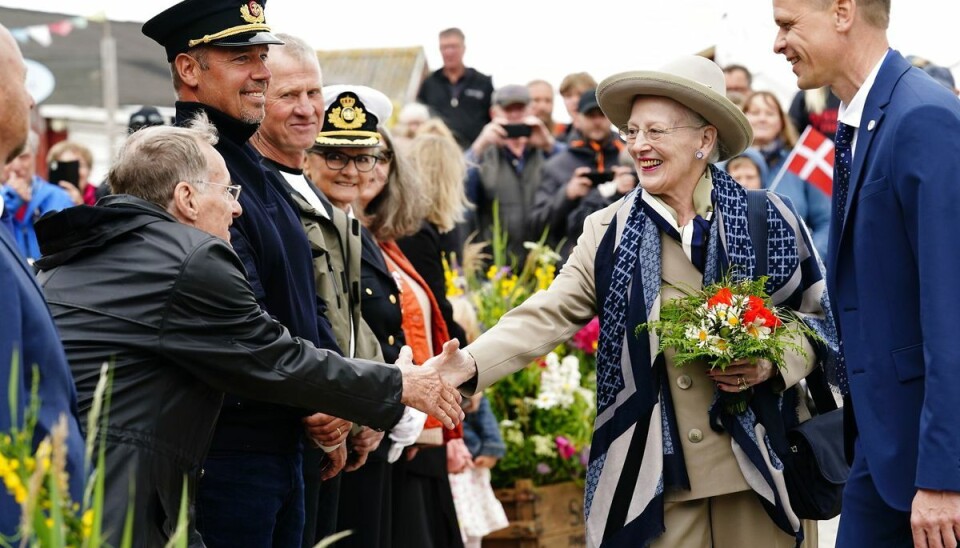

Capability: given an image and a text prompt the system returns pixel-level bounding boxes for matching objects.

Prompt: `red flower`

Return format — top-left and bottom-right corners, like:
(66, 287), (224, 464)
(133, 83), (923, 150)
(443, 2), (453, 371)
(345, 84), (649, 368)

(743, 307), (761, 326)
(708, 287), (734, 308)
(747, 295), (765, 312)
(573, 316), (600, 354)
(759, 308), (783, 329)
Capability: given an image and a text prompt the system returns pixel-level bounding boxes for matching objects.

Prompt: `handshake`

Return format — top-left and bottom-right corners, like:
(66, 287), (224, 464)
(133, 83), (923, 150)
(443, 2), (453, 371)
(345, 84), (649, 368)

(396, 339), (477, 429)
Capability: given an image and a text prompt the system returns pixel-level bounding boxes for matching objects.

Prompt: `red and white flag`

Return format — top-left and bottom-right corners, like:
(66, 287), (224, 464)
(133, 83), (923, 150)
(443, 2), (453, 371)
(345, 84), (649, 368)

(769, 126), (835, 196)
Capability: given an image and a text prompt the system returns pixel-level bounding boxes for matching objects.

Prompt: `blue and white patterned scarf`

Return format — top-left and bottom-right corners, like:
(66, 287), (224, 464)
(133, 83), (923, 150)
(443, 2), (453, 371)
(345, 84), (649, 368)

(586, 164), (840, 547)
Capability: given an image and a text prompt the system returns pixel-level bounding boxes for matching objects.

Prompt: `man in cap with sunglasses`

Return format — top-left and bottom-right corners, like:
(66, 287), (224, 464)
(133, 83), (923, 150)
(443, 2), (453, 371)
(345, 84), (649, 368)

(140, 2), (462, 546)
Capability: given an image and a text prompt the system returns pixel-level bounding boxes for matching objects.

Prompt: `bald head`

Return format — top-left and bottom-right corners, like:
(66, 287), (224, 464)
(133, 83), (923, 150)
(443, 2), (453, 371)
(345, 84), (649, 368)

(0, 25), (35, 163)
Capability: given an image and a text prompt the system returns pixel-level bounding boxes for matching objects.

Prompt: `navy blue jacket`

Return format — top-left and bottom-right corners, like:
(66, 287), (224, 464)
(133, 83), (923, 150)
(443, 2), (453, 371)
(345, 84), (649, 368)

(176, 103), (340, 454)
(827, 50), (960, 510)
(0, 209), (84, 536)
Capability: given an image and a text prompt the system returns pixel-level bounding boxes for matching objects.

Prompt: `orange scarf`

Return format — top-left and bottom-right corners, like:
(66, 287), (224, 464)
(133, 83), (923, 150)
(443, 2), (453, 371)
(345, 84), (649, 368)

(379, 240), (462, 439)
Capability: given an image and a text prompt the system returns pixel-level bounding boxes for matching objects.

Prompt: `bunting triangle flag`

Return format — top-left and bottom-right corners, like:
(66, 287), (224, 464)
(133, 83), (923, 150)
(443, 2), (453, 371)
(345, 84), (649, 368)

(48, 20), (74, 37)
(26, 25), (52, 47)
(10, 28), (29, 44)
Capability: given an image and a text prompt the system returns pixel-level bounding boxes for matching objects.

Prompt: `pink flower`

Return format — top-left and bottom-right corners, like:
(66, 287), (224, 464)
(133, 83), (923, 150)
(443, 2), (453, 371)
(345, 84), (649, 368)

(573, 316), (600, 354)
(555, 436), (577, 460)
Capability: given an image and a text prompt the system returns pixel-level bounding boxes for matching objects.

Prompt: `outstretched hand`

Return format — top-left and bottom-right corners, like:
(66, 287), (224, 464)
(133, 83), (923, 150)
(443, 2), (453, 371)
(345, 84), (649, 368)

(396, 346), (464, 429)
(423, 339), (478, 389)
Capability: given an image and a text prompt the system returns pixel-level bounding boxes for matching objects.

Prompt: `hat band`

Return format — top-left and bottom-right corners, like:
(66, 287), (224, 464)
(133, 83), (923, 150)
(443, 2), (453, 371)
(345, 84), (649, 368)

(314, 130), (381, 147)
(316, 130), (381, 139)
(188, 23), (272, 48)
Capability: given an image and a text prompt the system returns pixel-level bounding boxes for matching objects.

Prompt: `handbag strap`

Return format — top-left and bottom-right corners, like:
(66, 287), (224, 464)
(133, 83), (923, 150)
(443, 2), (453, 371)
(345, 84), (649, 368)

(745, 189), (837, 414)
(746, 189), (768, 278)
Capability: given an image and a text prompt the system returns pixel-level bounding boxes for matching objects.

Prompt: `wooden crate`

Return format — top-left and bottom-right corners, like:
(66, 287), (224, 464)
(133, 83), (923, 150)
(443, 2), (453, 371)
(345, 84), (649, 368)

(483, 479), (586, 548)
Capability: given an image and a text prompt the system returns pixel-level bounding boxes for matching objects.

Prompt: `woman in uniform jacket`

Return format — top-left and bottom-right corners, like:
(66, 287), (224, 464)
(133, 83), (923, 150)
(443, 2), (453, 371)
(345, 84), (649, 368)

(356, 125), (466, 548)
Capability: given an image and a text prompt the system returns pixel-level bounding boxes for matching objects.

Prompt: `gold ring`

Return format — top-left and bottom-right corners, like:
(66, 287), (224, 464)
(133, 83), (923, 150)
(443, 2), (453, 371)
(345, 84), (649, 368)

(336, 426), (342, 437)
(738, 376), (748, 391)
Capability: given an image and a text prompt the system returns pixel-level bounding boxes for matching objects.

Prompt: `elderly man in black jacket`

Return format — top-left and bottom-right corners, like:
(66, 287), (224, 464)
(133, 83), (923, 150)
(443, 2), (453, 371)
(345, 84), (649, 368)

(140, 1), (354, 545)
(34, 121), (463, 547)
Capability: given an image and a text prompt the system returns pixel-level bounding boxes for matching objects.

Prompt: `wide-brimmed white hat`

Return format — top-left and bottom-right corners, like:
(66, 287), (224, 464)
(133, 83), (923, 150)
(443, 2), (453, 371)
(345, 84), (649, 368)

(596, 55), (752, 161)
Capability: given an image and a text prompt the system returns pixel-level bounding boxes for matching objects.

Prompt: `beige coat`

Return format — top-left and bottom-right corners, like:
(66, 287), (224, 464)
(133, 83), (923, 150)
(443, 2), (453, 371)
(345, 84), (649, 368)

(467, 196), (815, 500)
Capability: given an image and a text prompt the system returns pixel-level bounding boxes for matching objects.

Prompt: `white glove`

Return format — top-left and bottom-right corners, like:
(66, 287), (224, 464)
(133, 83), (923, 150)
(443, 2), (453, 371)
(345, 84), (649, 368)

(386, 406), (427, 463)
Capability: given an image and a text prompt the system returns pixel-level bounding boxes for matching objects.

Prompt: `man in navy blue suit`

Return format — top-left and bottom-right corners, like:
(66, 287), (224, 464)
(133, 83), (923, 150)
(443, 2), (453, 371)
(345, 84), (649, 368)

(773, 0), (960, 546)
(0, 23), (85, 536)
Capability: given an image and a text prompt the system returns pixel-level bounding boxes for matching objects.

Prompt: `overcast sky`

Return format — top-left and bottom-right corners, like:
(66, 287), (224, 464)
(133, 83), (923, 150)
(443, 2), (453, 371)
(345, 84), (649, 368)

(5, 0), (959, 122)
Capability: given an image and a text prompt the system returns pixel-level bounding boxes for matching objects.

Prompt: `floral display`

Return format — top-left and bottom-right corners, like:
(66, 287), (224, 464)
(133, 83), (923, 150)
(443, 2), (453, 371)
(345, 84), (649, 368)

(444, 212), (598, 488)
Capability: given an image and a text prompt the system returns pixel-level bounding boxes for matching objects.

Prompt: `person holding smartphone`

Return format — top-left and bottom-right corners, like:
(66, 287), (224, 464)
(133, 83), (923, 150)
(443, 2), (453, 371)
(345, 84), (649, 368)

(2, 131), (74, 260)
(464, 84), (560, 264)
(46, 140), (96, 205)
(531, 89), (637, 262)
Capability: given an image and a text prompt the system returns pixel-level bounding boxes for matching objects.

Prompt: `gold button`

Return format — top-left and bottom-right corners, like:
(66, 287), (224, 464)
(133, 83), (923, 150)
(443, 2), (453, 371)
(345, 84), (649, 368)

(688, 429), (703, 443)
(676, 374), (692, 390)
(388, 335), (395, 345)
(389, 294), (397, 304)
(365, 288), (373, 296)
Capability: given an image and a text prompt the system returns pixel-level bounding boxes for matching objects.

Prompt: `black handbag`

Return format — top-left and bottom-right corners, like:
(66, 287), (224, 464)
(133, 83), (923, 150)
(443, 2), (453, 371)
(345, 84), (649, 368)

(783, 384), (847, 519)
(746, 189), (849, 520)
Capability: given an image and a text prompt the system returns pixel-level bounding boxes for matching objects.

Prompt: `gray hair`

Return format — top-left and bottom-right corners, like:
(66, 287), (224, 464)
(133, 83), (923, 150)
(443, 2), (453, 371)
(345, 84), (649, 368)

(684, 110), (723, 164)
(108, 113), (219, 207)
(272, 33), (321, 74)
(171, 46), (210, 96)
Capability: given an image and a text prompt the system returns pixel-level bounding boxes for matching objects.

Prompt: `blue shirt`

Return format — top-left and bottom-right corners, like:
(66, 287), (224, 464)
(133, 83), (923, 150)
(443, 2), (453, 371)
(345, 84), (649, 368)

(1, 176), (75, 260)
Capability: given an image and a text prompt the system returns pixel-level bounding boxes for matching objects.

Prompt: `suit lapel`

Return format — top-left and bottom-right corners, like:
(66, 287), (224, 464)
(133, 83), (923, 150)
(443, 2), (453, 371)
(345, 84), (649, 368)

(835, 51), (910, 263)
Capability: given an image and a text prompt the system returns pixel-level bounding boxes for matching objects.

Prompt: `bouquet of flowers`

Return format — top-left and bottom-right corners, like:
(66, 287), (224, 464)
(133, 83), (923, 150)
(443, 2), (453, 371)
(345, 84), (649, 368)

(638, 277), (816, 413)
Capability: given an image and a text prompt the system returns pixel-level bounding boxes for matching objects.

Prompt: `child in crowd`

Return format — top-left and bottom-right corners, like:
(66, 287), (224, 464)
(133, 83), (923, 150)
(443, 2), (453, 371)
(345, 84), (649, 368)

(448, 296), (509, 547)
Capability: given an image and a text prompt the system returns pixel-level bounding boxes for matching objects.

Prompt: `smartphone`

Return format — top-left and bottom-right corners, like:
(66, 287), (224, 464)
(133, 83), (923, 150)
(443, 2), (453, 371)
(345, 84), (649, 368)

(585, 171), (615, 186)
(502, 124), (533, 138)
(48, 159), (81, 188)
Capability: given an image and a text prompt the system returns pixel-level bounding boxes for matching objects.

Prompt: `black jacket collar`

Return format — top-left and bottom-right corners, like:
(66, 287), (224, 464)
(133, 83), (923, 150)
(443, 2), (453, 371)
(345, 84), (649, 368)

(35, 195), (177, 270)
(175, 101), (259, 146)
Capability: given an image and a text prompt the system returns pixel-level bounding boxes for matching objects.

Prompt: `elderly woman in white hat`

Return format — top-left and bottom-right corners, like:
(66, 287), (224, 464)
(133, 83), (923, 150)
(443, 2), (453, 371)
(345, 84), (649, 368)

(432, 56), (839, 547)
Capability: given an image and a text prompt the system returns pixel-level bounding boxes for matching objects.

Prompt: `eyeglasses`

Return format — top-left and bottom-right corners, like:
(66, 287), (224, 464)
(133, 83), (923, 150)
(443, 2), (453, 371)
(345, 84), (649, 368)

(378, 150), (394, 163)
(311, 151), (380, 172)
(199, 180), (242, 201)
(618, 125), (705, 143)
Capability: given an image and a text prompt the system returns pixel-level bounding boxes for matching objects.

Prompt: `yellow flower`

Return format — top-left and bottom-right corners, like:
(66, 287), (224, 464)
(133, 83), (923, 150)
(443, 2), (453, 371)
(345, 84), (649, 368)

(81, 509), (94, 538)
(499, 276), (518, 297)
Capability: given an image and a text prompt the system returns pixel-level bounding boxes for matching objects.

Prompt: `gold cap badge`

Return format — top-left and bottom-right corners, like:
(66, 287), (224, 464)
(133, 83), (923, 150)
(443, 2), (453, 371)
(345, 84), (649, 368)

(240, 1), (266, 24)
(329, 95), (367, 130)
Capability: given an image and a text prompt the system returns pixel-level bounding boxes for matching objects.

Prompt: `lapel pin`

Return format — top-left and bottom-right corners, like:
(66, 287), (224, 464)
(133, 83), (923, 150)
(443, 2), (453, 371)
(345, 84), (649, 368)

(867, 120), (876, 131)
